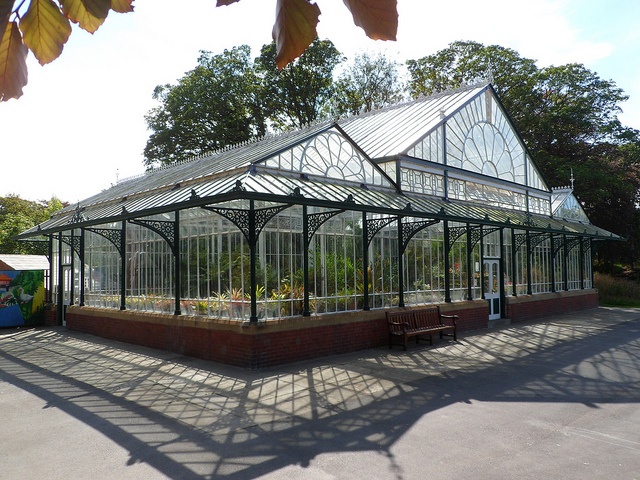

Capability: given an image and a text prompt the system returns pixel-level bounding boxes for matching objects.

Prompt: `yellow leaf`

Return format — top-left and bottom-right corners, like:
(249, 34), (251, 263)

(20, 0), (72, 65)
(273, 0), (320, 69)
(60, 0), (110, 34)
(0, 20), (28, 101)
(342, 0), (398, 41)
(110, 0), (134, 13)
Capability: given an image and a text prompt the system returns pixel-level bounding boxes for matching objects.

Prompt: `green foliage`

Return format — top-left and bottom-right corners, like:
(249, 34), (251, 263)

(144, 39), (344, 168)
(144, 45), (267, 168)
(331, 51), (404, 117)
(594, 272), (640, 307)
(0, 195), (64, 253)
(255, 38), (344, 129)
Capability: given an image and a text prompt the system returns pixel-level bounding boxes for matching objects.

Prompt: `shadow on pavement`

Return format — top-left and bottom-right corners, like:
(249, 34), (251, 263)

(1, 307), (639, 479)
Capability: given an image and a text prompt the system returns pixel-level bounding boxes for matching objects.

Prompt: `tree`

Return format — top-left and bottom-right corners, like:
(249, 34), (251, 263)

(406, 40), (540, 129)
(331, 51), (404, 117)
(1, 0), (398, 102)
(144, 39), (343, 167)
(256, 38), (343, 129)
(0, 195), (64, 253)
(406, 40), (640, 269)
(144, 45), (267, 168)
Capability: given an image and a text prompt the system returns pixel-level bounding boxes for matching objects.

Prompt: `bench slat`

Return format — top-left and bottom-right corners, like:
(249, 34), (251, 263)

(386, 307), (458, 350)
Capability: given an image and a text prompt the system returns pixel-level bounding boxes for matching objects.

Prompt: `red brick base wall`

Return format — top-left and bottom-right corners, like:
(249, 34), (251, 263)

(66, 308), (392, 369)
(43, 304), (58, 326)
(65, 290), (598, 368)
(506, 289), (598, 323)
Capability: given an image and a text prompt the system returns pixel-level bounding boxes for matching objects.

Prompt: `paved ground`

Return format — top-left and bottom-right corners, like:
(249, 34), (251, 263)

(1, 307), (640, 480)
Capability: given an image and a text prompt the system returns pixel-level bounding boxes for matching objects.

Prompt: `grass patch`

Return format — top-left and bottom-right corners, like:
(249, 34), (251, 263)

(594, 272), (640, 307)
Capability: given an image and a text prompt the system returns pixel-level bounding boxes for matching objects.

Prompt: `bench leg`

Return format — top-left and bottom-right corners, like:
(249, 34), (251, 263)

(403, 335), (408, 351)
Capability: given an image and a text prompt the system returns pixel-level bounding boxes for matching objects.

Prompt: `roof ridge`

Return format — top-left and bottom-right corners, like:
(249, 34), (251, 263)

(336, 81), (490, 124)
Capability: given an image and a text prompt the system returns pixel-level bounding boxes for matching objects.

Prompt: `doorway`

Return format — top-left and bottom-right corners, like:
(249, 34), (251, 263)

(483, 258), (501, 320)
(61, 265), (73, 326)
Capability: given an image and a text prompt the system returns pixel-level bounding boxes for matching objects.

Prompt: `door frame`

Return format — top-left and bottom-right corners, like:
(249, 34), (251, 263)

(483, 257), (501, 320)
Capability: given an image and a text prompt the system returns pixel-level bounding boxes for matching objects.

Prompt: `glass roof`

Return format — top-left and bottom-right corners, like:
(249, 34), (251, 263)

(552, 188), (590, 223)
(18, 84), (620, 242)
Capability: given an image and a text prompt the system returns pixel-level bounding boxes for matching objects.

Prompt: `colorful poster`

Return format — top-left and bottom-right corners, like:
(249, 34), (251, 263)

(0, 270), (45, 327)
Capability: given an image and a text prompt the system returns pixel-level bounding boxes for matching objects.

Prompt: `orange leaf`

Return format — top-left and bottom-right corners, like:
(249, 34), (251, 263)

(0, 20), (28, 101)
(60, 0), (110, 34)
(273, 0), (320, 69)
(110, 0), (134, 13)
(20, 0), (72, 66)
(342, 0), (397, 41)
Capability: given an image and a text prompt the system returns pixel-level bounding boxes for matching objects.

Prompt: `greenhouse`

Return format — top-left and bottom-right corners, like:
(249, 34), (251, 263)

(18, 83), (620, 367)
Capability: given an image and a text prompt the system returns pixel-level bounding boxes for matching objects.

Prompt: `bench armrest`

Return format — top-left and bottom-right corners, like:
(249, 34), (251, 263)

(439, 313), (458, 326)
(388, 320), (410, 332)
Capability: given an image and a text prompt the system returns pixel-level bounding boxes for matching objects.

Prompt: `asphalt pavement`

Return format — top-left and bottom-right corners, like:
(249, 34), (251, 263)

(1, 307), (639, 480)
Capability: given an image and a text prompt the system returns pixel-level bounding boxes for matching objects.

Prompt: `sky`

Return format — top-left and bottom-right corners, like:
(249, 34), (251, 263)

(1, 0), (639, 203)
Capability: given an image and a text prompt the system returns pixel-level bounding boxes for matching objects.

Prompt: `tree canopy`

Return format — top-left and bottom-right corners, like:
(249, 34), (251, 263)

(331, 51), (404, 117)
(144, 39), (344, 168)
(144, 45), (266, 168)
(256, 38), (343, 129)
(0, 195), (64, 253)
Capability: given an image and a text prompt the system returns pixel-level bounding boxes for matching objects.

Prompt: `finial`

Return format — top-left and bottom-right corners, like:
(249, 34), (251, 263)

(570, 169), (575, 190)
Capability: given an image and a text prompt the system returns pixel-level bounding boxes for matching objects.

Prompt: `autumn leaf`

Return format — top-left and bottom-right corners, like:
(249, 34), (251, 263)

(0, 20), (28, 101)
(0, 0), (12, 40)
(343, 0), (398, 41)
(272, 0), (321, 69)
(60, 0), (111, 34)
(20, 0), (72, 65)
(110, 0), (134, 14)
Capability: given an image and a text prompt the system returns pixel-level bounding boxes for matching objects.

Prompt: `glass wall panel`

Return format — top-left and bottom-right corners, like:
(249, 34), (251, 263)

(531, 237), (552, 294)
(567, 245), (581, 290)
(401, 168), (445, 196)
(85, 225), (122, 309)
(309, 211), (362, 314)
(402, 223), (446, 304)
(262, 128), (392, 188)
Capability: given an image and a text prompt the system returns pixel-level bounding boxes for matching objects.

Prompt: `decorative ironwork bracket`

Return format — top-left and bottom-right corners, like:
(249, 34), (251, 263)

(552, 236), (564, 258)
(19, 239), (50, 259)
(365, 216), (396, 247)
(86, 227), (123, 255)
(514, 233), (527, 252)
(129, 219), (177, 255)
(203, 204), (291, 242)
(60, 234), (82, 258)
(307, 209), (344, 244)
(565, 237), (582, 254)
(527, 233), (550, 252)
(469, 227), (500, 249)
(446, 226), (468, 254)
(401, 219), (439, 253)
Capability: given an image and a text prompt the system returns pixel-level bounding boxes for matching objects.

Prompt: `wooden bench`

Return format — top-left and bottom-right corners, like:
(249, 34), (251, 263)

(386, 307), (458, 351)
